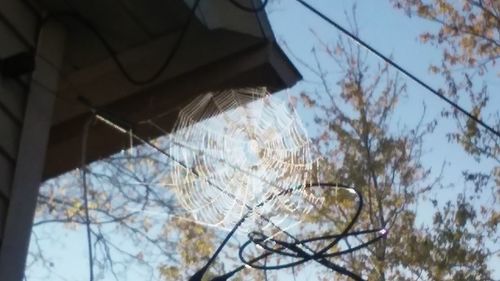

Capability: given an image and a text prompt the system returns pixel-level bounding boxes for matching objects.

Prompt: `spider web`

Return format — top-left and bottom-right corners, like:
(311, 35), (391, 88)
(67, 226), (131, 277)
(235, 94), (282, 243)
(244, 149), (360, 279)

(167, 88), (319, 233)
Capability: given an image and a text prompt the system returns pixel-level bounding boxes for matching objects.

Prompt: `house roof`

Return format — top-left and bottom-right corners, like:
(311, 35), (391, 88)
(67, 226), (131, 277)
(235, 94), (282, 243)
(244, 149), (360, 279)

(39, 0), (301, 179)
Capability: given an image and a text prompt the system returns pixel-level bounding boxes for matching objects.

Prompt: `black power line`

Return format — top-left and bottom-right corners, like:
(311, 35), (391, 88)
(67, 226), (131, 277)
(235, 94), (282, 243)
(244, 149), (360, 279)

(44, 0), (201, 85)
(228, 0), (500, 138)
(294, 0), (500, 139)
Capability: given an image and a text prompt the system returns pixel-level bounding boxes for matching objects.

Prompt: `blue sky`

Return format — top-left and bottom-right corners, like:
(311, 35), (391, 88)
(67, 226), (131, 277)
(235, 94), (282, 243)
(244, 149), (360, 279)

(26, 1), (499, 280)
(268, 1), (499, 278)
(269, 0), (499, 210)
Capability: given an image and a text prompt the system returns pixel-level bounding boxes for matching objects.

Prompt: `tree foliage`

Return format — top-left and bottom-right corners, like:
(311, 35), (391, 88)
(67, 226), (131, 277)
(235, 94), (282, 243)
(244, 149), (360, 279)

(392, 0), (499, 74)
(28, 143), (226, 281)
(287, 6), (498, 280)
(390, 0), (499, 164)
(390, 2), (500, 267)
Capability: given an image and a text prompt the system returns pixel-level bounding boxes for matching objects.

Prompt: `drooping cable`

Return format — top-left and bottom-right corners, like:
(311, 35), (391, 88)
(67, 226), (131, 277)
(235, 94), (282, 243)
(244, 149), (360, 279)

(226, 0), (499, 139)
(202, 183), (383, 281)
(227, 0), (269, 13)
(81, 116), (95, 281)
(235, 229), (386, 281)
(202, 183), (368, 281)
(43, 0), (201, 85)
(292, 0), (500, 139)
(209, 183), (388, 281)
(237, 183), (368, 281)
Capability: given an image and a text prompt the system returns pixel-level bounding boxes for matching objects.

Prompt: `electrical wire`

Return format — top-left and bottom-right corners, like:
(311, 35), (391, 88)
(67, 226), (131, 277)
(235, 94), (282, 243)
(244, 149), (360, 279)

(292, 0), (500, 139)
(81, 117), (95, 281)
(227, 0), (499, 139)
(39, 0), (274, 86)
(208, 183), (388, 281)
(42, 0), (201, 85)
(198, 183), (370, 281)
(237, 183), (368, 281)
(240, 228), (386, 265)
(228, 0), (269, 13)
